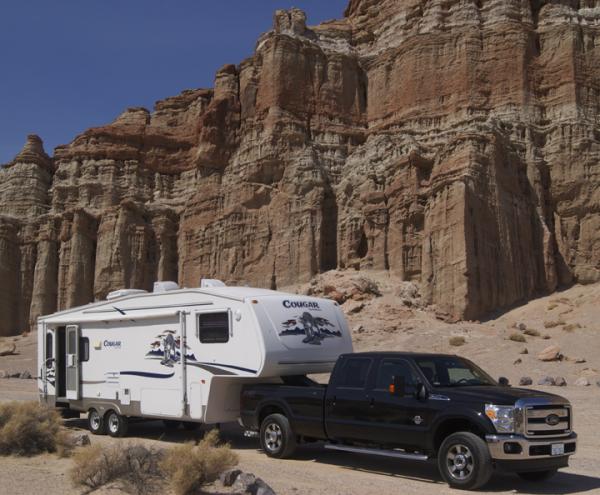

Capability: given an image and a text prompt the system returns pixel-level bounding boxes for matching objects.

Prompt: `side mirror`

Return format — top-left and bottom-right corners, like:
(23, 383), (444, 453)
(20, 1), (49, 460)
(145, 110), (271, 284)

(499, 377), (510, 387)
(389, 376), (405, 397)
(416, 382), (429, 401)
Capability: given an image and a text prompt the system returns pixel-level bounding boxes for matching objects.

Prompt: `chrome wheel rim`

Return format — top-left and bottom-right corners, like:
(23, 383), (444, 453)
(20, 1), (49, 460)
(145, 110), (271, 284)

(264, 423), (282, 452)
(89, 411), (101, 430)
(446, 444), (474, 481)
(108, 414), (119, 434)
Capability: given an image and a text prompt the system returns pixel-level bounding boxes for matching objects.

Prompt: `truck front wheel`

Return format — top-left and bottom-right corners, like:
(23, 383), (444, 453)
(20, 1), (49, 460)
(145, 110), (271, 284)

(438, 432), (493, 490)
(518, 469), (557, 482)
(260, 413), (297, 459)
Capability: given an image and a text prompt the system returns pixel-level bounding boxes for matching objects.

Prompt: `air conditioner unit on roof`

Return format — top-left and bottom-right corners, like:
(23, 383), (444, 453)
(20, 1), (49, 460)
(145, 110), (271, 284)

(153, 281), (180, 293)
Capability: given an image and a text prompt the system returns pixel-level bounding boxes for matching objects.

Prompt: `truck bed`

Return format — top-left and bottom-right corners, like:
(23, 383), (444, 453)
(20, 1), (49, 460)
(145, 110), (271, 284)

(240, 380), (327, 440)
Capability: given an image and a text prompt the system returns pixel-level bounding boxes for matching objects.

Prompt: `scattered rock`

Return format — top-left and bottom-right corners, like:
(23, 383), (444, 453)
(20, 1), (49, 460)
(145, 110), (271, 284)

(509, 332), (526, 343)
(519, 377), (533, 386)
(513, 358), (522, 365)
(517, 322), (527, 331)
(72, 433), (91, 447)
(524, 328), (540, 337)
(538, 345), (562, 362)
(352, 325), (365, 334)
(0, 343), (16, 356)
(542, 334), (552, 340)
(344, 301), (365, 314)
(575, 377), (590, 387)
(574, 358), (587, 364)
(18, 370), (32, 379)
(220, 468), (243, 487)
(544, 320), (565, 329)
(0, 370), (7, 379)
(520, 348), (529, 355)
(555, 377), (567, 387)
(234, 473), (257, 493)
(8, 372), (21, 379)
(563, 323), (581, 332)
(596, 380), (600, 388)
(538, 376), (556, 386)
(253, 478), (277, 495)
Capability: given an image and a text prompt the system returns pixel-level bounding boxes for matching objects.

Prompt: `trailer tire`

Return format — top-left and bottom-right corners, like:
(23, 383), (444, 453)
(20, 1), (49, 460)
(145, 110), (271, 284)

(106, 410), (129, 438)
(87, 408), (105, 435)
(438, 432), (493, 490)
(260, 413), (297, 459)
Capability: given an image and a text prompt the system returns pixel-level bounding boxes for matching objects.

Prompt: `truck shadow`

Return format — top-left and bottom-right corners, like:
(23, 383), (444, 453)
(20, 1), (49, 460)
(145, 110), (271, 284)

(66, 420), (600, 495)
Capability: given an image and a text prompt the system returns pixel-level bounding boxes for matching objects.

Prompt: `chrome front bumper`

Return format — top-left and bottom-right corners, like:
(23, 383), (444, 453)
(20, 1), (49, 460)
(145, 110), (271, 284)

(486, 433), (577, 461)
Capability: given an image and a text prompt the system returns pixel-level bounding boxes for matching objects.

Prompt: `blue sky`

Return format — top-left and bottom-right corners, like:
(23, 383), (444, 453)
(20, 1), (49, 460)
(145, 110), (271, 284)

(0, 1), (348, 164)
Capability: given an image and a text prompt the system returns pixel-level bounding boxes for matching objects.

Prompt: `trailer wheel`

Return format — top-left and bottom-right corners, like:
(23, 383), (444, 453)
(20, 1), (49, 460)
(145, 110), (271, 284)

(260, 413), (297, 459)
(105, 410), (129, 438)
(438, 432), (493, 490)
(87, 409), (105, 435)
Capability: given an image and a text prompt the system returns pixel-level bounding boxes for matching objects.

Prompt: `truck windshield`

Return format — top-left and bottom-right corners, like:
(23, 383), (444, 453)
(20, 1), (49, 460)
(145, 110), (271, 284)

(414, 356), (497, 388)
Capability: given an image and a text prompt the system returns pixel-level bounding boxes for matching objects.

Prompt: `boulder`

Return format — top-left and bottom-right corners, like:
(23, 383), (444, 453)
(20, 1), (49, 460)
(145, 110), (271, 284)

(538, 345), (561, 362)
(219, 468), (242, 487)
(234, 473), (257, 493)
(517, 322), (527, 331)
(0, 343), (16, 356)
(554, 377), (567, 387)
(538, 376), (556, 386)
(253, 478), (277, 495)
(513, 358), (522, 365)
(575, 377), (590, 387)
(519, 377), (533, 386)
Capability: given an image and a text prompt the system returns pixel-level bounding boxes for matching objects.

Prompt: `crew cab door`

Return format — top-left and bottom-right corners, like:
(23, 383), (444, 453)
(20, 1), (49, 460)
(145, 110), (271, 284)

(65, 325), (80, 400)
(366, 358), (429, 448)
(324, 356), (375, 443)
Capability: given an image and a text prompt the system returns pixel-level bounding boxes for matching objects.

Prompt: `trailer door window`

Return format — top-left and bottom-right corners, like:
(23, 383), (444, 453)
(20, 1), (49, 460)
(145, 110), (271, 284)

(79, 337), (90, 362)
(45, 333), (53, 361)
(198, 312), (230, 343)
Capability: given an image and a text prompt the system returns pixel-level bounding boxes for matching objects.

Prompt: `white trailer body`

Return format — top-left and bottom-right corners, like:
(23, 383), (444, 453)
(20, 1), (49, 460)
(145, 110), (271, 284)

(37, 285), (353, 424)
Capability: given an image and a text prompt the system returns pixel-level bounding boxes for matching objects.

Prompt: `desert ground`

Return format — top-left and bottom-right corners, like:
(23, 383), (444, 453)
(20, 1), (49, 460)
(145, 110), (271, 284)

(1, 275), (599, 495)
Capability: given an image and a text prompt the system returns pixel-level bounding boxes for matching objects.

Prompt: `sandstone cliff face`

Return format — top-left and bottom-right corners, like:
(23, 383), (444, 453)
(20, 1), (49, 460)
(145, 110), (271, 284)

(1, 0), (599, 335)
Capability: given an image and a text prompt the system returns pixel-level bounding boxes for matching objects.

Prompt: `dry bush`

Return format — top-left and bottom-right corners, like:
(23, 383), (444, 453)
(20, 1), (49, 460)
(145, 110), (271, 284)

(0, 401), (69, 456)
(523, 328), (540, 337)
(449, 336), (466, 347)
(544, 320), (565, 329)
(352, 277), (382, 297)
(563, 323), (582, 333)
(70, 443), (162, 494)
(509, 332), (527, 343)
(161, 429), (238, 495)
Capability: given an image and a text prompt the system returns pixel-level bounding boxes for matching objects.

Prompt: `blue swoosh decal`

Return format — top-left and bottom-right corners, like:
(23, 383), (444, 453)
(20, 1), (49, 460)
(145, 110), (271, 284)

(120, 371), (175, 379)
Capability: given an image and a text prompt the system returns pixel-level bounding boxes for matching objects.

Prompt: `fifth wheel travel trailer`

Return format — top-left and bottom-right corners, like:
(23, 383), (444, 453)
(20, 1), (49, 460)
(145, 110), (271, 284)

(37, 280), (353, 436)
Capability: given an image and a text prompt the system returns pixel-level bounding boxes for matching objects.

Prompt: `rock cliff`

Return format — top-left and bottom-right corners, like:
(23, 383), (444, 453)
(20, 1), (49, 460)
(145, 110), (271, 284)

(1, 0), (599, 335)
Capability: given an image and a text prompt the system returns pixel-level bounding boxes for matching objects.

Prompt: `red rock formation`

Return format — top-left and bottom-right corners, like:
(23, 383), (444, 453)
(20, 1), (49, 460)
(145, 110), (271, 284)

(0, 0), (599, 335)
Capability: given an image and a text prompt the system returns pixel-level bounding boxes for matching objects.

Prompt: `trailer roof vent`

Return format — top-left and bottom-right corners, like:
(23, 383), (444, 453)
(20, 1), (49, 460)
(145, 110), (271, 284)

(153, 281), (180, 293)
(201, 279), (226, 288)
(106, 289), (147, 301)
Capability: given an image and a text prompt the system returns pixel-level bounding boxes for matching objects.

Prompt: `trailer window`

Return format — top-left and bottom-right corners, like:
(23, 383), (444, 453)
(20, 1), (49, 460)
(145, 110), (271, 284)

(79, 337), (90, 362)
(45, 333), (53, 361)
(198, 312), (229, 343)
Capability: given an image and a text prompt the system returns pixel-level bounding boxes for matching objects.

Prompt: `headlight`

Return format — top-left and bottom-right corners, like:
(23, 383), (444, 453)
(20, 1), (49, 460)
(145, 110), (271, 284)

(485, 404), (516, 433)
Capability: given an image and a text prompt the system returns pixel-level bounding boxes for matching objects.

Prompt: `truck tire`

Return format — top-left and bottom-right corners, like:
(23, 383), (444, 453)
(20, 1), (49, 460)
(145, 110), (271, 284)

(517, 469), (558, 482)
(438, 432), (493, 490)
(87, 408), (105, 435)
(260, 413), (297, 459)
(105, 410), (129, 438)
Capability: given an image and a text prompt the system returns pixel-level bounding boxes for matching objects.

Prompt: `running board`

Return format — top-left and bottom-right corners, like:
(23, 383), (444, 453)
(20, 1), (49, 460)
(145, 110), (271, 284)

(324, 444), (429, 461)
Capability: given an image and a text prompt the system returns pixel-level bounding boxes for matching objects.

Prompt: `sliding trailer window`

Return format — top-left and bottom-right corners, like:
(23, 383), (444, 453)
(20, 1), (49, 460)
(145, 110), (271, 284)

(197, 311), (230, 344)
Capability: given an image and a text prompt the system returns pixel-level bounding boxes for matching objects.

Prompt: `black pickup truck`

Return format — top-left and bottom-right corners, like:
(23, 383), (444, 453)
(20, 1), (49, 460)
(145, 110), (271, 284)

(240, 352), (577, 490)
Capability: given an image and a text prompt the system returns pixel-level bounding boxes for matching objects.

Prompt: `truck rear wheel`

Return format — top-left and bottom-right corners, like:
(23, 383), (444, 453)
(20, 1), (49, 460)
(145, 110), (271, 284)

(438, 432), (493, 490)
(260, 413), (297, 459)
(518, 469), (557, 482)
(106, 410), (129, 438)
(87, 408), (105, 435)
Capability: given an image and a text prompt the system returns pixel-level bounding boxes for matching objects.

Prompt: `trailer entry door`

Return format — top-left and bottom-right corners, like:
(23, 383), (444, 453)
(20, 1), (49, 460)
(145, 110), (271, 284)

(65, 325), (80, 400)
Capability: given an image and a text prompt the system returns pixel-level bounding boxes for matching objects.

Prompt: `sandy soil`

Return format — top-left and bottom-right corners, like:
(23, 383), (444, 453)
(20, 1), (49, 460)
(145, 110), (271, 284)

(1, 278), (599, 494)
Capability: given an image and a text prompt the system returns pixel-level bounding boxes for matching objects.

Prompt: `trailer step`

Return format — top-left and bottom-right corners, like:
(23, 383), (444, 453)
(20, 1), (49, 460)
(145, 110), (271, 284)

(324, 444), (429, 461)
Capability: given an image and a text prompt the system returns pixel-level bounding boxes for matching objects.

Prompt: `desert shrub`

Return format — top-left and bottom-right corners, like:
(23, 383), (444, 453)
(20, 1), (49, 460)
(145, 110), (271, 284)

(352, 277), (382, 297)
(562, 323), (581, 332)
(509, 332), (526, 343)
(523, 328), (540, 337)
(544, 320), (565, 329)
(161, 429), (238, 495)
(449, 336), (466, 347)
(0, 401), (69, 456)
(70, 443), (162, 494)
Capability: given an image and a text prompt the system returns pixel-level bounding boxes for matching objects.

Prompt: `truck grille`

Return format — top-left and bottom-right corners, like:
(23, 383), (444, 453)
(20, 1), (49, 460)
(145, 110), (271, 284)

(524, 405), (571, 438)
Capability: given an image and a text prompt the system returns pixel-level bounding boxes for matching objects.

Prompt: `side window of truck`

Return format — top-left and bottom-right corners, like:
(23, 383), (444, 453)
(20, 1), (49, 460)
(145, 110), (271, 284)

(198, 312), (230, 343)
(375, 359), (416, 394)
(337, 358), (372, 389)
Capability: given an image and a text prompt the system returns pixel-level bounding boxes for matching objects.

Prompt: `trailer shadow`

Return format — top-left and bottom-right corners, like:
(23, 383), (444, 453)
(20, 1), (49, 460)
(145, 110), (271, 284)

(65, 420), (600, 495)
